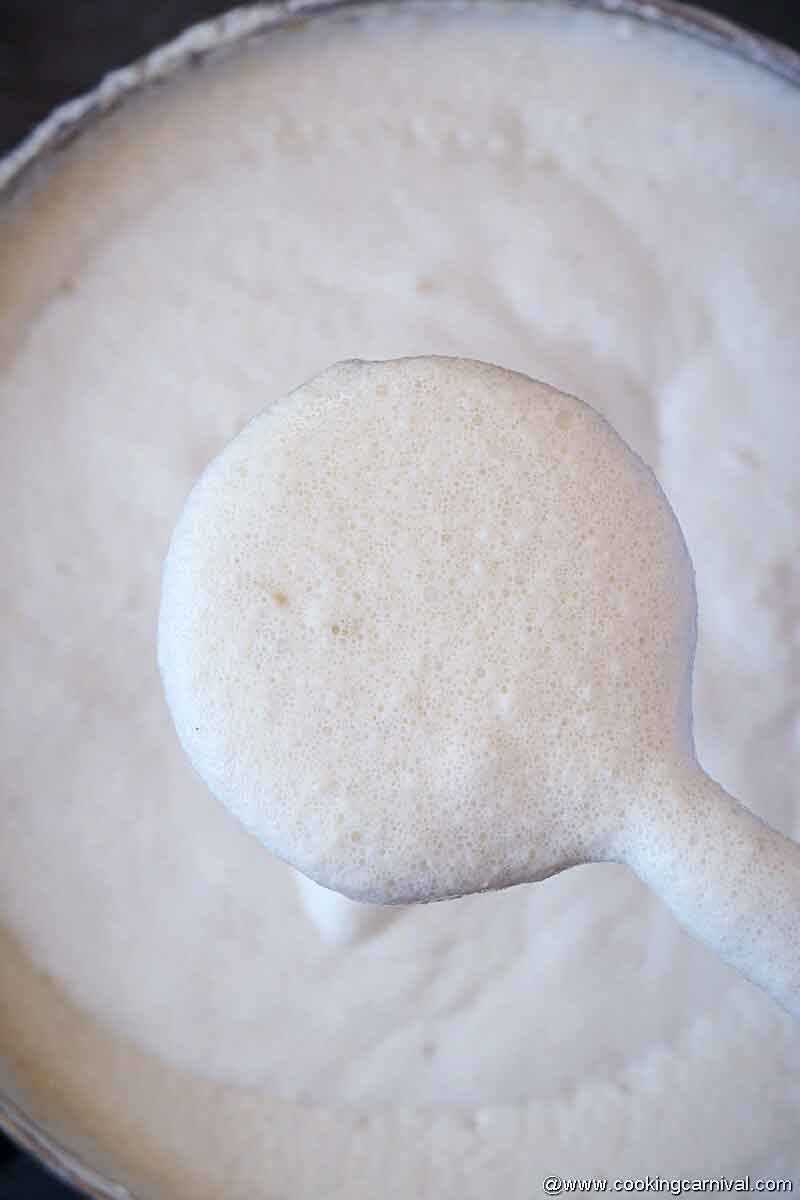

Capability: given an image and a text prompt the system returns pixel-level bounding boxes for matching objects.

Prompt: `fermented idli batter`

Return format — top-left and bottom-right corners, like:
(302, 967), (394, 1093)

(158, 357), (696, 904)
(1, 4), (799, 1196)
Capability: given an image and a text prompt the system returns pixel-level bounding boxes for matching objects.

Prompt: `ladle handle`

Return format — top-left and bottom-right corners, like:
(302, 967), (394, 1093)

(627, 767), (800, 1020)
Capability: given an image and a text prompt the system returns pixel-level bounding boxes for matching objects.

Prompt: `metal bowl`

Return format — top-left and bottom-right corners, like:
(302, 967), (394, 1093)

(1, 2), (798, 1195)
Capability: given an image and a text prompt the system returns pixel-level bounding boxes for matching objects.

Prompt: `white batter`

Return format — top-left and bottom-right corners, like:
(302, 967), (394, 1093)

(159, 357), (696, 903)
(1, 4), (799, 1197)
(158, 352), (800, 1015)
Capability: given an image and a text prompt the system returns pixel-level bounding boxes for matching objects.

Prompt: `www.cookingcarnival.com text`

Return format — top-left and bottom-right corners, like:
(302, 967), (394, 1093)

(542, 1178), (793, 1195)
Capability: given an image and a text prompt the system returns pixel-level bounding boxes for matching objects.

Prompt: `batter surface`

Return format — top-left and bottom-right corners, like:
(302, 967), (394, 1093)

(1, 4), (799, 1196)
(159, 357), (695, 904)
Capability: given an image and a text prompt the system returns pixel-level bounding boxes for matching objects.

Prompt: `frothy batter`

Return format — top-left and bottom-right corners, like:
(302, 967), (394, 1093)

(159, 357), (694, 903)
(160, 354), (800, 1018)
(1, 3), (799, 1195)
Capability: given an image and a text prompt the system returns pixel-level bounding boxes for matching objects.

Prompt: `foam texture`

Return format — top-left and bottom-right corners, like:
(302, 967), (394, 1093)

(3, 2), (800, 1187)
(158, 357), (696, 903)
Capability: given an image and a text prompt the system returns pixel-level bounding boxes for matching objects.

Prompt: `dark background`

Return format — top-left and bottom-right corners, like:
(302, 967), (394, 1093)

(1, 0), (799, 1195)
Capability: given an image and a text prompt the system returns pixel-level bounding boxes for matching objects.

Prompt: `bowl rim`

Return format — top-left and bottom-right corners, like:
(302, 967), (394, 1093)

(1, 1), (799, 1196)
(2, 0), (800, 200)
